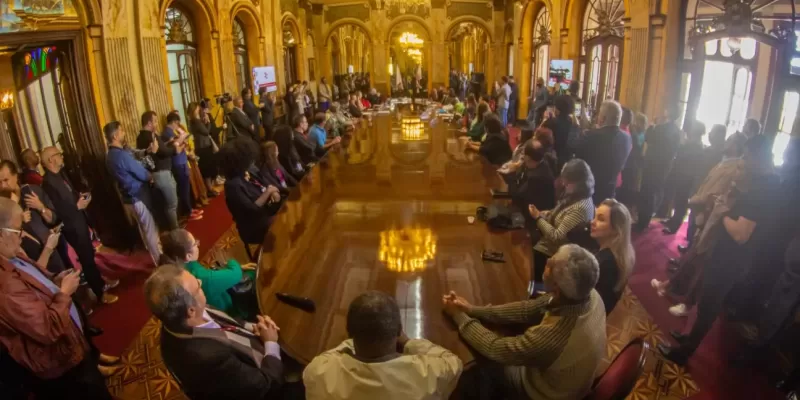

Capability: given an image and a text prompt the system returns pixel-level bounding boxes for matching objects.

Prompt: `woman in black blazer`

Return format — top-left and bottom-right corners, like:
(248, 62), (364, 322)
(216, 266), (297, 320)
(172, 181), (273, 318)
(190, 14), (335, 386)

(273, 125), (306, 180)
(219, 138), (281, 245)
(187, 102), (218, 196)
(467, 112), (512, 166)
(590, 198), (635, 314)
(258, 141), (297, 195)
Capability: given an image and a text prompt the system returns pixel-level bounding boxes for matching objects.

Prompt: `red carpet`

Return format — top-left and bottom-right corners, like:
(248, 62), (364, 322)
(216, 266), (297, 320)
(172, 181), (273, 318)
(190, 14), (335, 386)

(629, 222), (784, 400)
(89, 193), (233, 355)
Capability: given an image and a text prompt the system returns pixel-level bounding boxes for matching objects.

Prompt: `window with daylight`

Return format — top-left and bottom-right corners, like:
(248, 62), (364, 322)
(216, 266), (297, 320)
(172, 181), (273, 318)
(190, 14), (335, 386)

(774, 91), (798, 166)
(165, 6), (202, 122)
(233, 18), (250, 92)
(531, 7), (550, 93)
(695, 60), (752, 135)
(580, 0), (624, 115)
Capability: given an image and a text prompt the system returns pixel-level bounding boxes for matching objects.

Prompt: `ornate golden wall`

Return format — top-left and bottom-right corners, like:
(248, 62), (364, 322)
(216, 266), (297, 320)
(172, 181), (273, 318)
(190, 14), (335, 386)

(0, 0), (682, 140)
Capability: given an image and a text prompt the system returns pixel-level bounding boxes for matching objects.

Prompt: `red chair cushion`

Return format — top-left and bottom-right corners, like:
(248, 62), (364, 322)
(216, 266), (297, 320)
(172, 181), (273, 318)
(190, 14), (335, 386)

(586, 341), (645, 400)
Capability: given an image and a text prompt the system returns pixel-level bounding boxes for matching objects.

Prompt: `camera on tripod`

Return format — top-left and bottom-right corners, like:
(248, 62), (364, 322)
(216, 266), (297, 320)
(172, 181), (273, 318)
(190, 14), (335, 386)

(200, 93), (232, 109)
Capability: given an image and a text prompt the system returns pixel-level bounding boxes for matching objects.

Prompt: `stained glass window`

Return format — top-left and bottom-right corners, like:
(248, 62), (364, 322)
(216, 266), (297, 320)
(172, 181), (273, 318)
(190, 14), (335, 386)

(22, 46), (58, 83)
(165, 7), (193, 44)
(165, 6), (201, 122)
(532, 8), (551, 92)
(582, 0), (625, 43)
(579, 0), (625, 113)
(233, 18), (249, 91)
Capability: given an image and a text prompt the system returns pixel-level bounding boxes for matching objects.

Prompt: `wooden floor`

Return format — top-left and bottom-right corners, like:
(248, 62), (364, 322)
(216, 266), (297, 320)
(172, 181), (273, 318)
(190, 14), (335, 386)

(104, 223), (699, 400)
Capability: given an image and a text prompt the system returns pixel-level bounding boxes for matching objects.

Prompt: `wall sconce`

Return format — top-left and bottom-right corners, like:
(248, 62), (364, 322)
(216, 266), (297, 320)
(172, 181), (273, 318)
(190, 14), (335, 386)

(0, 91), (13, 110)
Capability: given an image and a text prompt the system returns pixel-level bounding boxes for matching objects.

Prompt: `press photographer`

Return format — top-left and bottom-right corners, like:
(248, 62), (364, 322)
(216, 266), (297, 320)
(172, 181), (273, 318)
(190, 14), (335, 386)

(188, 100), (221, 198)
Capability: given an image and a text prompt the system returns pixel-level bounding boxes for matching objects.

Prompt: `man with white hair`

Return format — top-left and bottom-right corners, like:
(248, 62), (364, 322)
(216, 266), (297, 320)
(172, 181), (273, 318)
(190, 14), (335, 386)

(575, 100), (632, 204)
(0, 197), (115, 399)
(443, 244), (606, 399)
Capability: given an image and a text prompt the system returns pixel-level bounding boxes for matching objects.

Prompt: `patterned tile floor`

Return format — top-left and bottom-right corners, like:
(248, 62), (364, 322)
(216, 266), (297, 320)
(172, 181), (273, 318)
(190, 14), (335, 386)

(105, 225), (699, 400)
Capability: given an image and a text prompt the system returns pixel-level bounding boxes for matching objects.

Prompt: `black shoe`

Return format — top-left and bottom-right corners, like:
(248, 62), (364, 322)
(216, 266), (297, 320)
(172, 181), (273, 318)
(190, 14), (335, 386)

(678, 244), (689, 254)
(667, 264), (679, 273)
(670, 330), (689, 344)
(662, 227), (678, 235)
(207, 190), (219, 198)
(668, 258), (680, 266)
(658, 343), (689, 366)
(87, 326), (104, 337)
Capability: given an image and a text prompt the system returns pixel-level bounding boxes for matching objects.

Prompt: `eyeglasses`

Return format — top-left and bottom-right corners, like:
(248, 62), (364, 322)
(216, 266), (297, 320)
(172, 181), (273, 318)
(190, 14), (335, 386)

(1, 228), (23, 237)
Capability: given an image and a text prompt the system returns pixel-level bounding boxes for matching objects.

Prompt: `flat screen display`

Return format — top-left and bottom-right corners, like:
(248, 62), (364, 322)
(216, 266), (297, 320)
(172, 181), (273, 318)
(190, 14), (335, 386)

(548, 59), (574, 90)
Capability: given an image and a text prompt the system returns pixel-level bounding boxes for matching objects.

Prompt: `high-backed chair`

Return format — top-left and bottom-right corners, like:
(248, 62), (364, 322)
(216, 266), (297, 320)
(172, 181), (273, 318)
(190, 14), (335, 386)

(584, 338), (648, 400)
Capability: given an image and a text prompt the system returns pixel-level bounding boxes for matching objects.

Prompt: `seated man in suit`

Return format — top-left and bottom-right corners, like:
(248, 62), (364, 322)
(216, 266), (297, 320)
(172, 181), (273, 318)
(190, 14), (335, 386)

(145, 264), (284, 400)
(304, 291), (462, 400)
(443, 244), (606, 400)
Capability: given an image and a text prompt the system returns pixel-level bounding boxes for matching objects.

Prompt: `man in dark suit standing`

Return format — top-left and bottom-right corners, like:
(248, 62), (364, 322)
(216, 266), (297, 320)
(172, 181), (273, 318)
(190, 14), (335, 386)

(228, 96), (257, 142)
(242, 88), (261, 135)
(635, 106), (682, 232)
(508, 76), (519, 126)
(259, 88), (275, 141)
(145, 264), (284, 399)
(40, 146), (117, 304)
(575, 100), (632, 205)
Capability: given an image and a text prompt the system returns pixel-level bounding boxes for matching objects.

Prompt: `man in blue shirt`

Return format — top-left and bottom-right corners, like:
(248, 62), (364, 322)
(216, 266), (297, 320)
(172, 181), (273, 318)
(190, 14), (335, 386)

(308, 112), (341, 154)
(162, 112), (202, 222)
(104, 121), (161, 264)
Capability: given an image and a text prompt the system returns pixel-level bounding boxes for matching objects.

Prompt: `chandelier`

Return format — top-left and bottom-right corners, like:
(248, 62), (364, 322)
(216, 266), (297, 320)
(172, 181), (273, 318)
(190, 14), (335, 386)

(379, 227), (437, 273)
(383, 0), (430, 15)
(399, 32), (424, 47)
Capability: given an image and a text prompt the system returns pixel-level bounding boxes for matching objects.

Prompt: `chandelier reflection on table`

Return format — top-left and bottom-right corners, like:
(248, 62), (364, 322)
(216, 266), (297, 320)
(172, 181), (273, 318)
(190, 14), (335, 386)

(379, 227), (437, 273)
(400, 117), (427, 141)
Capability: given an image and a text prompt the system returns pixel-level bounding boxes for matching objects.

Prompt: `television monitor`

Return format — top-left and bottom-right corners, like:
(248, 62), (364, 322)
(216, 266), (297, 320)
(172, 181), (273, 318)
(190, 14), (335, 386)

(548, 59), (574, 90)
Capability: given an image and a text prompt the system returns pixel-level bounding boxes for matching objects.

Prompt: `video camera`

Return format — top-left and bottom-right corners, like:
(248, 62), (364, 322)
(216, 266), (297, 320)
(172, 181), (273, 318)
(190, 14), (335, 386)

(200, 93), (232, 109)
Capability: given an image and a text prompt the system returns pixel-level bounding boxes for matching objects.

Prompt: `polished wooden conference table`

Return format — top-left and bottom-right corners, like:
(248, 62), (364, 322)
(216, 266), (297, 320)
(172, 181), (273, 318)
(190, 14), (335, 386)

(256, 106), (532, 366)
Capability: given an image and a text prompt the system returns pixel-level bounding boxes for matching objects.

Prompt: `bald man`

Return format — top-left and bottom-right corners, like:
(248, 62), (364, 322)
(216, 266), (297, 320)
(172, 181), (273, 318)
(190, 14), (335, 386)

(19, 149), (43, 186)
(40, 146), (117, 305)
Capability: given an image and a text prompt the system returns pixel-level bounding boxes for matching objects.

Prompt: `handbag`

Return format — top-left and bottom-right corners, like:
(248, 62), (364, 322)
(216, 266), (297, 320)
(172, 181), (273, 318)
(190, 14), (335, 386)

(226, 273), (259, 319)
(478, 205), (526, 230)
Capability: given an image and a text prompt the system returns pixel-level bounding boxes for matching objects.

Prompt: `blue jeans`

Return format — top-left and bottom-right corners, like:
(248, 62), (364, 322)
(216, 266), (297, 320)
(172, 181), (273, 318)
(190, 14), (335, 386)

(499, 107), (509, 127)
(173, 163), (192, 216)
(152, 170), (179, 229)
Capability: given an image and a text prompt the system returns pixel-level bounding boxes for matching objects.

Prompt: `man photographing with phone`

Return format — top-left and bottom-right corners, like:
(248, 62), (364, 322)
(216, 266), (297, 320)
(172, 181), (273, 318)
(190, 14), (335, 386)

(41, 146), (118, 305)
(0, 160), (72, 274)
(0, 197), (114, 399)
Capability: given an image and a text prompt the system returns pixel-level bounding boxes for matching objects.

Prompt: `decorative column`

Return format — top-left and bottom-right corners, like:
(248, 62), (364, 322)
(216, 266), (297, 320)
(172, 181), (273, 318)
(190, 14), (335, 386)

(101, 0), (140, 144)
(137, 0), (171, 119)
(620, 17), (649, 111)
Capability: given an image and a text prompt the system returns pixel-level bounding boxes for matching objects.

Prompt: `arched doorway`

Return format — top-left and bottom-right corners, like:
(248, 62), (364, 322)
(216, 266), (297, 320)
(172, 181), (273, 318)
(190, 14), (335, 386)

(446, 22), (490, 77)
(232, 17), (249, 92)
(578, 0), (624, 117)
(165, 5), (202, 122)
(388, 20), (431, 97)
(282, 20), (300, 86)
(327, 24), (372, 96)
(680, 0), (796, 165)
(531, 7), (551, 94)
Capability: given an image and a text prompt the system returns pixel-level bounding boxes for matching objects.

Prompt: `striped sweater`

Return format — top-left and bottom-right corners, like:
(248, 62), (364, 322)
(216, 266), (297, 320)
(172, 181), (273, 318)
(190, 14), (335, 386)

(453, 291), (606, 400)
(534, 197), (596, 256)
